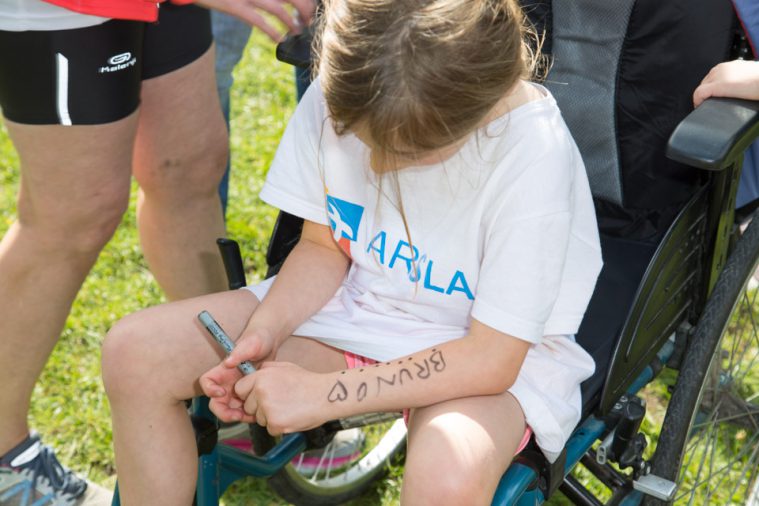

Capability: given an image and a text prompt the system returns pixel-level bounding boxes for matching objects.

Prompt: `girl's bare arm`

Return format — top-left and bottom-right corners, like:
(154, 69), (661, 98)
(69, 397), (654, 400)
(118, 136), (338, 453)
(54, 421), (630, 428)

(232, 219), (351, 356)
(233, 319), (532, 434)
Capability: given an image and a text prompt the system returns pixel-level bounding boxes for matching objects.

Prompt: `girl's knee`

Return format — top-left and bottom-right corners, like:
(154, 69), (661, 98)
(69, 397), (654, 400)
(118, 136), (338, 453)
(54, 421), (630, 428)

(402, 404), (519, 505)
(101, 314), (157, 400)
(402, 455), (498, 506)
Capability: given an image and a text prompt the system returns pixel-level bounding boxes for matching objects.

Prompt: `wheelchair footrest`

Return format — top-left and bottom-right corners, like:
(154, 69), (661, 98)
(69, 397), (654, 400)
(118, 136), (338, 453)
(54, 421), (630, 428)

(633, 474), (677, 501)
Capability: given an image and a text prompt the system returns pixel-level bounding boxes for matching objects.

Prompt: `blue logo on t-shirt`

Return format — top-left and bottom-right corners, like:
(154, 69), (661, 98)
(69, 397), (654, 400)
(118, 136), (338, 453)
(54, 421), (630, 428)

(326, 195), (364, 257)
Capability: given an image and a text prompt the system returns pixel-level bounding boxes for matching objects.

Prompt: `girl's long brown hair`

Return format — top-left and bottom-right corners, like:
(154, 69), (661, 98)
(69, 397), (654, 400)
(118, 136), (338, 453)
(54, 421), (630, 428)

(314, 0), (537, 168)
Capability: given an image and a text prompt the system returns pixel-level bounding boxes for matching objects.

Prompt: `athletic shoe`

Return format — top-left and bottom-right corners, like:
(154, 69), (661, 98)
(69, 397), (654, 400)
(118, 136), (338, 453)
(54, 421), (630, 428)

(290, 428), (365, 475)
(0, 433), (112, 506)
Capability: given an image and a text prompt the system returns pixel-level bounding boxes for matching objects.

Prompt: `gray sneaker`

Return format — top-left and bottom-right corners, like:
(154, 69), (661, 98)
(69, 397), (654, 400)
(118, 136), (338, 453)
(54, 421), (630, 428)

(0, 433), (112, 506)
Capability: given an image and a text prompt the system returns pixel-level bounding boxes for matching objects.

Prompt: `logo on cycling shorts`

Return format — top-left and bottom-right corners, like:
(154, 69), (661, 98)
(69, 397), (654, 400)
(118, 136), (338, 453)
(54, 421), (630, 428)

(99, 52), (137, 73)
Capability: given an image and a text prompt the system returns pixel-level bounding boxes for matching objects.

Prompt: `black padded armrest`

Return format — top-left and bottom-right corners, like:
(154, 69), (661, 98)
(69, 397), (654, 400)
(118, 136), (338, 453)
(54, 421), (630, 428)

(666, 97), (759, 170)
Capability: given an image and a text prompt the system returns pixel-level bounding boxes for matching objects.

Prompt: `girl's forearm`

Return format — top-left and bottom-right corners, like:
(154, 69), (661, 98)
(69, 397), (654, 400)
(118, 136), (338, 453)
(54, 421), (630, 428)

(319, 332), (529, 420)
(248, 236), (350, 341)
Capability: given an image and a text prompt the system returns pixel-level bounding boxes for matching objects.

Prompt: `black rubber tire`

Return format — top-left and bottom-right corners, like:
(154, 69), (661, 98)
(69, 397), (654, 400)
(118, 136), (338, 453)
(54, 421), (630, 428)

(644, 214), (759, 505)
(250, 419), (406, 506)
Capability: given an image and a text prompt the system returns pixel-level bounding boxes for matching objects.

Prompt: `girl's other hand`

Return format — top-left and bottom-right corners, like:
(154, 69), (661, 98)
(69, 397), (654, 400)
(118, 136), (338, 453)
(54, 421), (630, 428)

(234, 362), (330, 435)
(199, 328), (278, 423)
(694, 60), (759, 107)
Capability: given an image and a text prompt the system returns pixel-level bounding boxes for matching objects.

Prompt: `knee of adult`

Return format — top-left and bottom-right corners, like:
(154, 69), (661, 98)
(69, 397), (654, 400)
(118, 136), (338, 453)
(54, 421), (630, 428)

(19, 190), (129, 257)
(101, 315), (151, 400)
(71, 207), (128, 254)
(138, 136), (228, 197)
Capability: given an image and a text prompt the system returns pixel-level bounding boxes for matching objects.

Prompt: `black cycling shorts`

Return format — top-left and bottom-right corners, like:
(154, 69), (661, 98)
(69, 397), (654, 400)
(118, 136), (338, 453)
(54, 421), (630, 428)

(0, 4), (212, 125)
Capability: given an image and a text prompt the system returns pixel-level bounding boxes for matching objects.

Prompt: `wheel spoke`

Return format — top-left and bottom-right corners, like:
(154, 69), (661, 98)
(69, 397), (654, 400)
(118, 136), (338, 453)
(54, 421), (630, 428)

(681, 415), (719, 504)
(729, 293), (757, 377)
(726, 441), (759, 502)
(678, 429), (759, 501)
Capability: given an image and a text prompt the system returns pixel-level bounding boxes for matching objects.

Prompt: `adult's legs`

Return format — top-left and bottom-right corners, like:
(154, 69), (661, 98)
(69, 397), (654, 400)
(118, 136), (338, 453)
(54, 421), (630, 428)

(102, 290), (344, 505)
(401, 391), (527, 506)
(0, 115), (137, 455)
(132, 45), (229, 301)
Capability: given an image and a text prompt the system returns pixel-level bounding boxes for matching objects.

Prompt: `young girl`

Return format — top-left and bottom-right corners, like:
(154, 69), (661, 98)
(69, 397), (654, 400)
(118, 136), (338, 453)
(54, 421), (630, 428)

(101, 0), (602, 504)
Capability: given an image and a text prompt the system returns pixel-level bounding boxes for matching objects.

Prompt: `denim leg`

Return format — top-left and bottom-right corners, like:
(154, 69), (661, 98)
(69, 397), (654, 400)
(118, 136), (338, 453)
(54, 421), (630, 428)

(212, 11), (252, 215)
(737, 142), (759, 209)
(295, 65), (312, 102)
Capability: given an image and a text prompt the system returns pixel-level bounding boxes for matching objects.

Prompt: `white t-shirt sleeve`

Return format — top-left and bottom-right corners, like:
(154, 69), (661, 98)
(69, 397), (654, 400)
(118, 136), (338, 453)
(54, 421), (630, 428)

(258, 80), (329, 225)
(471, 151), (577, 344)
(472, 211), (571, 344)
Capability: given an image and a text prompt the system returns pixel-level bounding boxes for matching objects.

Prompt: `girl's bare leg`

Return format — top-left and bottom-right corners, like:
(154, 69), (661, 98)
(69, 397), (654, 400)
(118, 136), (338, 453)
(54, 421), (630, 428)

(102, 289), (257, 505)
(102, 290), (345, 506)
(401, 391), (527, 506)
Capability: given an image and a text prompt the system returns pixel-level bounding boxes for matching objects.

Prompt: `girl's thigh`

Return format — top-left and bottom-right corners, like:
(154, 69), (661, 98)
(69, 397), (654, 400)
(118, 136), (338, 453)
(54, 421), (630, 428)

(276, 335), (349, 374)
(402, 390), (526, 505)
(103, 288), (261, 402)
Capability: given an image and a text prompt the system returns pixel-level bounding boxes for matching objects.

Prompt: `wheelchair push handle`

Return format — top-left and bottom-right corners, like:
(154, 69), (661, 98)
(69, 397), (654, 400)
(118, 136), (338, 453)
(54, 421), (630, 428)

(216, 238), (247, 290)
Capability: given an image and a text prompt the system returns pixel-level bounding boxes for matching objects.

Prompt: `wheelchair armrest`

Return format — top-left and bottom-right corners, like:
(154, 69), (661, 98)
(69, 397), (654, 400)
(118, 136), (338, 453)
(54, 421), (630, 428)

(666, 97), (759, 170)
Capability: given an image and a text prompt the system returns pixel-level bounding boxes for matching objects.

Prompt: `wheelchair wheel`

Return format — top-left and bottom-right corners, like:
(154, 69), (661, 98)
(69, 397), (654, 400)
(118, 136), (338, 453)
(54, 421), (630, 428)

(250, 416), (406, 505)
(645, 214), (759, 505)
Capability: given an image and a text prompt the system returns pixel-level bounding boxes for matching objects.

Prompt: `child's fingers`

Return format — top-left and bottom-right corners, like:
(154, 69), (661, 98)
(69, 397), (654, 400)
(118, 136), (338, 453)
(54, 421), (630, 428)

(209, 395), (257, 423)
(234, 373), (257, 399)
(259, 360), (289, 369)
(243, 395), (260, 421)
(226, 335), (265, 366)
(209, 398), (244, 422)
(199, 373), (226, 398)
(693, 83), (713, 108)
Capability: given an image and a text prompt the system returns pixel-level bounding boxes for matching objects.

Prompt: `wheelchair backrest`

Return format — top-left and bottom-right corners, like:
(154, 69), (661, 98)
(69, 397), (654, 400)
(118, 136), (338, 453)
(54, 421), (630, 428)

(524, 0), (737, 413)
(526, 0), (734, 239)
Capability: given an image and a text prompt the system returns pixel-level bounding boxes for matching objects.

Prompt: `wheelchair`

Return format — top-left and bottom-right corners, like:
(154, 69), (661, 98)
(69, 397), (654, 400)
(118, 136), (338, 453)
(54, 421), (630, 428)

(134, 0), (759, 504)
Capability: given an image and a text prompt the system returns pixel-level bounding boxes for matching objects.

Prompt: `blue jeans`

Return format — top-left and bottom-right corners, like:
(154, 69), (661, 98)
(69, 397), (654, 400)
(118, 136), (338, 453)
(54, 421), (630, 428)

(738, 143), (759, 208)
(212, 11), (251, 214)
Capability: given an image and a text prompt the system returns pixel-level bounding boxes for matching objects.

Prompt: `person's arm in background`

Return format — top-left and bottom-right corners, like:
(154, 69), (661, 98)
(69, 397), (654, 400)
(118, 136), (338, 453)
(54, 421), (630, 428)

(194, 0), (316, 41)
(693, 60), (759, 107)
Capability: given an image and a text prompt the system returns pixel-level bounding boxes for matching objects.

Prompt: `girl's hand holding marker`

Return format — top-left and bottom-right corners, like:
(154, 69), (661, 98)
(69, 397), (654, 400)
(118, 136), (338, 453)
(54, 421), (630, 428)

(198, 310), (329, 432)
(198, 310), (255, 375)
(198, 310), (259, 423)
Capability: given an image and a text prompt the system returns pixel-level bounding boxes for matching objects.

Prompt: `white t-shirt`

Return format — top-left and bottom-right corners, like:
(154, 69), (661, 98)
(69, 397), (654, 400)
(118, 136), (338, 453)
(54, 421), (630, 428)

(250, 79), (602, 360)
(0, 0), (108, 31)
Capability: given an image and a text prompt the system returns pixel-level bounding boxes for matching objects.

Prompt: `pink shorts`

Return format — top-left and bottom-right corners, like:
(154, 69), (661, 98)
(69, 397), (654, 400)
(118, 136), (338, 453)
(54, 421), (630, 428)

(343, 351), (532, 456)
